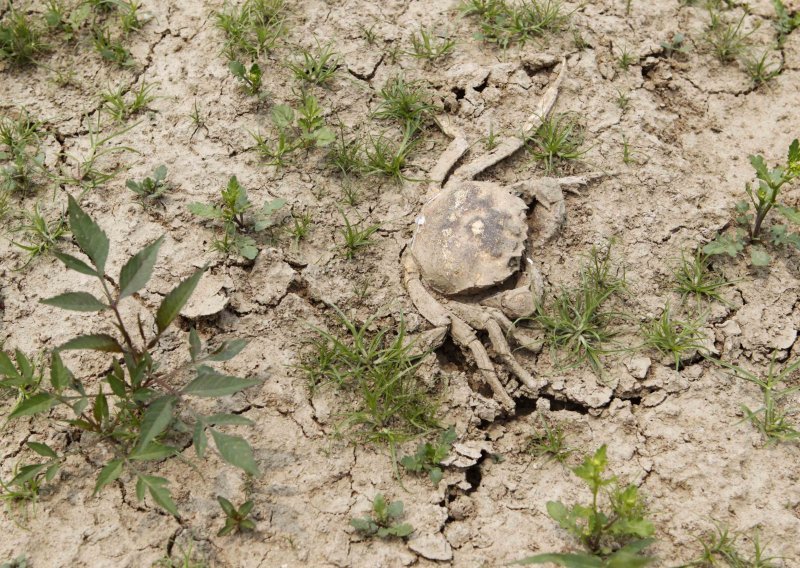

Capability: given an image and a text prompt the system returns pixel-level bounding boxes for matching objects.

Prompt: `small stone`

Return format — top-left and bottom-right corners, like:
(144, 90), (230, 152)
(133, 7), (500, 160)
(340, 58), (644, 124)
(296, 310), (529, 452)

(625, 357), (651, 380)
(408, 533), (453, 561)
(642, 390), (667, 407)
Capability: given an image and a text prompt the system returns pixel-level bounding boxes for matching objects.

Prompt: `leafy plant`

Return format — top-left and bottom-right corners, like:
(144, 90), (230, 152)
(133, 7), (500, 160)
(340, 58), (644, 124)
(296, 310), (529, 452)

(339, 210), (379, 259)
(286, 41), (339, 85)
(327, 131), (365, 176)
(350, 494), (414, 539)
(682, 522), (783, 567)
(92, 27), (135, 67)
(215, 0), (285, 60)
(0, 8), (48, 65)
(772, 0), (800, 47)
(661, 31), (690, 57)
(1, 196), (261, 516)
(399, 427), (457, 485)
(703, 139), (800, 266)
(527, 413), (573, 464)
(288, 210), (312, 246)
(0, 111), (46, 195)
(705, 10), (756, 63)
(515, 446), (655, 566)
(217, 497), (256, 536)
(742, 51), (782, 86)
(711, 354), (800, 444)
(459, 0), (571, 49)
(188, 175), (286, 260)
(525, 112), (586, 174)
(0, 441), (63, 505)
(405, 28), (456, 60)
(126, 164), (170, 207)
(674, 251), (733, 303)
(10, 203), (68, 268)
(641, 303), (707, 370)
(373, 76), (437, 135)
(362, 132), (417, 182)
(100, 80), (158, 122)
(119, 0), (146, 34)
(616, 45), (637, 70)
(228, 60), (263, 96)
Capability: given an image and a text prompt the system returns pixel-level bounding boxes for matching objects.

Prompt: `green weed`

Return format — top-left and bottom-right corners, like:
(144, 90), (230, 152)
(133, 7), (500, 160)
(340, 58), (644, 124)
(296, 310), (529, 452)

(350, 494), (414, 539)
(188, 175), (286, 260)
(616, 45), (637, 70)
(0, 111), (46, 195)
(742, 51), (782, 86)
(228, 60), (263, 96)
(339, 210), (379, 259)
(100, 80), (158, 122)
(215, 0), (285, 60)
(459, 0), (571, 50)
(682, 522), (784, 567)
(641, 303), (707, 370)
(526, 113), (585, 174)
(0, 8), (48, 66)
(288, 210), (312, 246)
(362, 133), (417, 182)
(373, 76), (437, 134)
(126, 164), (169, 207)
(287, 42), (339, 85)
(92, 27), (135, 67)
(217, 497), (256, 536)
(405, 28), (456, 60)
(661, 32), (690, 57)
(705, 10), (756, 63)
(59, 116), (139, 189)
(527, 413), (573, 464)
(674, 251), (733, 303)
(399, 427), (457, 485)
(327, 131), (365, 176)
(120, 0), (146, 34)
(772, 0), (800, 47)
(10, 204), (68, 268)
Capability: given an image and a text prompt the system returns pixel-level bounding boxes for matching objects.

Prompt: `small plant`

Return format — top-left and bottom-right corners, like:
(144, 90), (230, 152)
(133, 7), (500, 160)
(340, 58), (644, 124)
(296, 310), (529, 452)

(0, 111), (46, 195)
(0, 440), (63, 505)
(527, 414), (573, 464)
(228, 60), (263, 96)
(674, 250), (733, 303)
(521, 244), (625, 376)
(120, 0), (146, 34)
(10, 204), (68, 268)
(616, 45), (637, 70)
(712, 354), (800, 444)
(1, 196), (261, 516)
(350, 494), (414, 539)
(0, 8), (48, 66)
(703, 138), (800, 266)
(621, 136), (638, 165)
(362, 132), (417, 182)
(742, 51), (782, 86)
(126, 164), (170, 207)
(302, 307), (438, 450)
(215, 0), (285, 60)
(288, 210), (312, 246)
(340, 210), (379, 259)
(405, 28), (456, 60)
(188, 175), (286, 260)
(286, 41), (339, 85)
(358, 22), (378, 45)
(373, 76), (437, 135)
(514, 446), (655, 566)
(772, 0), (800, 47)
(327, 131), (364, 176)
(92, 27), (135, 67)
(641, 303), (707, 370)
(661, 31), (690, 57)
(525, 113), (585, 174)
(217, 497), (256, 536)
(483, 122), (500, 151)
(100, 80), (157, 122)
(615, 89), (630, 112)
(705, 10), (756, 63)
(59, 116), (139, 189)
(684, 522), (783, 567)
(459, 0), (571, 50)
(399, 427), (457, 485)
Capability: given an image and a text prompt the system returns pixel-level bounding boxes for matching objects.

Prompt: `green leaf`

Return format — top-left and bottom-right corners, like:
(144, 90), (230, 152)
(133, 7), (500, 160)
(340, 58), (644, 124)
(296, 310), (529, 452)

(228, 59), (245, 77)
(154, 164), (167, 181)
(137, 474), (179, 517)
(238, 241), (259, 260)
(271, 104), (294, 129)
(187, 202), (222, 219)
(11, 464), (48, 486)
(9, 393), (56, 419)
(749, 154), (770, 181)
(702, 234), (745, 258)
(119, 236), (164, 299)
(750, 246), (771, 266)
(0, 351), (19, 378)
(429, 467), (443, 485)
(53, 251), (98, 276)
(217, 496), (236, 516)
(385, 523), (414, 538)
(210, 429), (258, 475)
(27, 441), (58, 458)
(41, 292), (107, 312)
(129, 442), (179, 461)
(313, 126), (335, 147)
(205, 413), (254, 426)
(46, 462), (61, 482)
(15, 350), (32, 379)
(182, 366), (260, 397)
(137, 395), (176, 450)
(193, 421), (207, 458)
(350, 518), (375, 533)
(58, 334), (123, 353)
(67, 194), (110, 273)
(776, 204), (800, 224)
(50, 352), (72, 391)
(788, 138), (799, 165)
(156, 268), (205, 333)
(511, 552), (604, 567)
(94, 459), (124, 494)
(206, 339), (248, 361)
(189, 328), (201, 361)
(261, 198), (286, 216)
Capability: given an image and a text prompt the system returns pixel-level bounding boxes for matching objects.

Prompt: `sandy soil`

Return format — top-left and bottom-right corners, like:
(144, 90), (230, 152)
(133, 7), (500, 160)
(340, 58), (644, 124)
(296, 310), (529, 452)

(2, 0), (800, 566)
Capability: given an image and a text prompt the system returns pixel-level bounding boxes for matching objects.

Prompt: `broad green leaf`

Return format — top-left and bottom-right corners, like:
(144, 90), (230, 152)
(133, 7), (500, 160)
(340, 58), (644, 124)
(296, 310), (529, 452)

(50, 352), (72, 391)
(193, 421), (207, 458)
(313, 126), (335, 147)
(67, 194), (109, 273)
(0, 351), (19, 378)
(788, 138), (799, 165)
(271, 104), (294, 129)
(429, 467), (443, 485)
(217, 496), (236, 516)
(228, 59), (245, 77)
(129, 442), (178, 461)
(155, 268), (205, 333)
(11, 464), (48, 486)
(27, 441), (58, 458)
(349, 518), (374, 533)
(137, 474), (179, 517)
(15, 350), (32, 379)
(238, 241), (259, 260)
(386, 500), (404, 519)
(206, 413), (254, 426)
(93, 390), (109, 423)
(187, 202), (222, 219)
(119, 236), (164, 299)
(137, 395), (176, 450)
(750, 246), (771, 266)
(546, 501), (570, 526)
(776, 204), (800, 224)
(189, 328), (201, 361)
(58, 334), (123, 353)
(182, 366), (260, 397)
(94, 459), (124, 494)
(261, 198), (286, 216)
(210, 429), (258, 475)
(702, 234), (744, 258)
(511, 552), (603, 567)
(206, 339), (248, 361)
(46, 462), (61, 482)
(40, 292), (107, 312)
(385, 523), (414, 537)
(154, 164), (167, 180)
(749, 154), (770, 182)
(239, 500), (254, 516)
(9, 393), (56, 419)
(53, 251), (98, 276)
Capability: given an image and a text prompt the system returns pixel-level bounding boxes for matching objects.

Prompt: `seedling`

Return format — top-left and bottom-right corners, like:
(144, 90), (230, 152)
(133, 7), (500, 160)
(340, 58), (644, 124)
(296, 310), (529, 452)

(683, 522), (784, 567)
(252, 94), (334, 165)
(59, 116), (139, 189)
(620, 136), (639, 165)
(228, 60), (263, 96)
(100, 80), (158, 122)
(772, 0), (800, 47)
(712, 354), (800, 444)
(703, 139), (800, 266)
(362, 132), (418, 182)
(661, 32), (690, 57)
(215, 0), (285, 60)
(483, 122), (500, 151)
(0, 196), (261, 516)
(126, 164), (170, 207)
(92, 27), (135, 67)
(742, 51), (782, 86)
(514, 446), (655, 566)
(527, 413), (573, 464)
(358, 22), (378, 45)
(0, 111), (46, 195)
(0, 8), (48, 65)
(188, 175), (286, 260)
(303, 307), (438, 451)
(705, 10), (756, 63)
(10, 204), (68, 268)
(615, 89), (630, 112)
(373, 76), (437, 135)
(522, 244), (625, 376)
(615, 45), (637, 70)
(641, 303), (707, 370)
(217, 497), (256, 536)
(525, 112), (585, 174)
(350, 494), (414, 539)
(339, 210), (379, 259)
(288, 210), (312, 246)
(673, 250), (734, 303)
(405, 28), (456, 60)
(0, 441), (63, 505)
(459, 0), (571, 50)
(120, 0), (145, 34)
(399, 427), (457, 485)
(327, 131), (365, 176)
(286, 41), (339, 85)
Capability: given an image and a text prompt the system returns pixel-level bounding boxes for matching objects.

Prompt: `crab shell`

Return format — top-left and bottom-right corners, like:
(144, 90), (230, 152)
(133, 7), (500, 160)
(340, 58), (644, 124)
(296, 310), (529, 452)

(411, 181), (528, 295)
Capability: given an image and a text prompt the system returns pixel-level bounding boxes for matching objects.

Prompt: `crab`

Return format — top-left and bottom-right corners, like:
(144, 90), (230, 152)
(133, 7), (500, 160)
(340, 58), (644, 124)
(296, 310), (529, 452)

(403, 59), (592, 410)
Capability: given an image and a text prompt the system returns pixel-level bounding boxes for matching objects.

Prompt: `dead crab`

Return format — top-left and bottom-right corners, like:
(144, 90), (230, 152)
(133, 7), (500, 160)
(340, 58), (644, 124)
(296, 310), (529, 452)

(403, 59), (591, 410)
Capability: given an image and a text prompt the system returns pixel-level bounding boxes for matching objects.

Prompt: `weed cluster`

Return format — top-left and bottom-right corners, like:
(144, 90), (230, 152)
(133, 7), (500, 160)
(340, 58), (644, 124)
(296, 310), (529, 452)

(674, 251), (734, 303)
(405, 28), (456, 60)
(0, 197), (261, 515)
(399, 426), (457, 485)
(351, 494), (413, 539)
(0, 111), (46, 195)
(0, 8), (49, 65)
(459, 0), (571, 50)
(216, 0), (285, 60)
(100, 80), (158, 122)
(9, 203), (68, 268)
(126, 164), (170, 208)
(525, 113), (586, 174)
(683, 522), (783, 567)
(286, 42), (339, 85)
(641, 303), (707, 370)
(527, 414), (573, 464)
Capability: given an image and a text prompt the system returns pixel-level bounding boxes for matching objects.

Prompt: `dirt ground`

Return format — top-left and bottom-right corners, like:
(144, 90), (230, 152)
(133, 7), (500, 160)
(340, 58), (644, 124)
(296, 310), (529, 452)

(2, 0), (800, 566)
